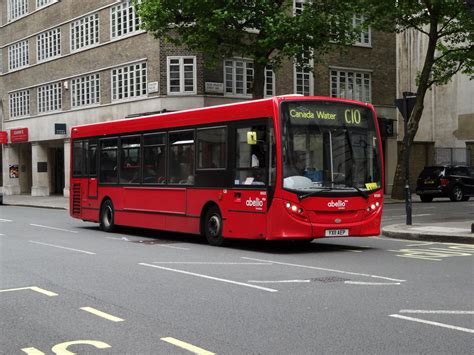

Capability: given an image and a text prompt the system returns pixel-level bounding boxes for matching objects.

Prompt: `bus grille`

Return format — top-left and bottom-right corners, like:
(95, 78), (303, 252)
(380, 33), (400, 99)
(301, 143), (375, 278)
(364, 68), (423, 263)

(72, 184), (81, 216)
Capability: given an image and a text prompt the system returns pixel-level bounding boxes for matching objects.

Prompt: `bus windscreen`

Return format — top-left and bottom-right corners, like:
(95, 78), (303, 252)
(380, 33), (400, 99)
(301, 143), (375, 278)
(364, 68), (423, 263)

(280, 101), (382, 194)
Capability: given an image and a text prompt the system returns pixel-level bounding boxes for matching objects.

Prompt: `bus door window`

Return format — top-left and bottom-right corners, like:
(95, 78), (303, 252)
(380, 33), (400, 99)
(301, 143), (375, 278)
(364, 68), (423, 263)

(120, 136), (141, 184)
(235, 126), (267, 186)
(99, 138), (118, 184)
(169, 130), (195, 185)
(143, 133), (166, 184)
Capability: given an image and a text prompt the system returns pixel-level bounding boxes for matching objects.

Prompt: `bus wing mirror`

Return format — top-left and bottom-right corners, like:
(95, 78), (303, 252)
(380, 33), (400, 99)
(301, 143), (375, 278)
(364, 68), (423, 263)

(247, 132), (257, 145)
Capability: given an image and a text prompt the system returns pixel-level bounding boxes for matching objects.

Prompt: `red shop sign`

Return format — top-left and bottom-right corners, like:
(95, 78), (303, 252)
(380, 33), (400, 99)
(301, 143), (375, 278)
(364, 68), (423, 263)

(10, 128), (28, 143)
(0, 131), (7, 144)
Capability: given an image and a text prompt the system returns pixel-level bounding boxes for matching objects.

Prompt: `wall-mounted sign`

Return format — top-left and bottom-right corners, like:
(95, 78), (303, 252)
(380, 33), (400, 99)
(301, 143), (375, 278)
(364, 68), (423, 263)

(0, 131), (7, 144)
(37, 162), (48, 173)
(55, 123), (67, 135)
(205, 82), (224, 94)
(148, 81), (159, 93)
(10, 128), (28, 143)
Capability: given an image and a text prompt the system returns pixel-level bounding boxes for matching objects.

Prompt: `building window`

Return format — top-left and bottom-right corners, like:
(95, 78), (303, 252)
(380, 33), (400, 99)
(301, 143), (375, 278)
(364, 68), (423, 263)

(37, 28), (61, 62)
(8, 40), (29, 70)
(224, 59), (254, 96)
(111, 62), (147, 101)
(71, 74), (100, 108)
(331, 69), (371, 102)
(353, 14), (371, 46)
(9, 90), (30, 118)
(8, 0), (28, 22)
(36, 0), (57, 9)
(110, 1), (141, 39)
(264, 67), (275, 97)
(71, 13), (100, 51)
(294, 57), (313, 96)
(167, 56), (196, 95)
(38, 82), (62, 113)
(294, 0), (306, 15)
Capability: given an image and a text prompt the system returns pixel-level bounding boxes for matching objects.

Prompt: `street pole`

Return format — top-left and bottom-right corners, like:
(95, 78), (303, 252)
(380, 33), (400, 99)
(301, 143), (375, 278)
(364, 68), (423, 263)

(403, 92), (412, 225)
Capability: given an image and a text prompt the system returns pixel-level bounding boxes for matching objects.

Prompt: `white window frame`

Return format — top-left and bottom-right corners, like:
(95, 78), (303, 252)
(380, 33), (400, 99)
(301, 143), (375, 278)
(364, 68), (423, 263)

(38, 82), (62, 113)
(110, 1), (142, 39)
(224, 59), (254, 97)
(167, 56), (197, 95)
(70, 13), (100, 52)
(293, 57), (314, 96)
(36, 0), (57, 10)
(71, 73), (101, 108)
(293, 0), (306, 15)
(264, 67), (275, 97)
(111, 62), (147, 102)
(353, 14), (371, 47)
(8, 0), (28, 22)
(8, 40), (29, 71)
(37, 28), (61, 63)
(330, 68), (372, 103)
(9, 90), (30, 119)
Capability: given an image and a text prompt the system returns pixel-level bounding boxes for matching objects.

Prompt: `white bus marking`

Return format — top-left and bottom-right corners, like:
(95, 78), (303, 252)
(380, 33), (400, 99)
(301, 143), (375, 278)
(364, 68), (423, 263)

(241, 257), (405, 282)
(29, 241), (95, 255)
(389, 314), (474, 334)
(139, 263), (277, 292)
(30, 224), (78, 233)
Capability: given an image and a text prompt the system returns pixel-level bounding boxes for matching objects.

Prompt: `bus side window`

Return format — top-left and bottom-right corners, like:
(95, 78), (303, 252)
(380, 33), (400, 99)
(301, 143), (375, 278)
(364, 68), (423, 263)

(120, 136), (141, 184)
(169, 130), (195, 185)
(235, 126), (267, 186)
(143, 133), (166, 184)
(99, 139), (118, 184)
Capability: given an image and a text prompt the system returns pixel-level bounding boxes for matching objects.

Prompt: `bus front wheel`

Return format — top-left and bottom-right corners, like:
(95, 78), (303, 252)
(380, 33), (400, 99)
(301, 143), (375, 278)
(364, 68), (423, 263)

(204, 206), (225, 246)
(100, 199), (116, 232)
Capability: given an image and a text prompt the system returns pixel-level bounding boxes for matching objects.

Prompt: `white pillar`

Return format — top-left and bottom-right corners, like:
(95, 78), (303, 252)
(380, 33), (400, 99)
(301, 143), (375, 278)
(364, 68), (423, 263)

(31, 142), (50, 196)
(63, 138), (70, 197)
(2, 144), (21, 195)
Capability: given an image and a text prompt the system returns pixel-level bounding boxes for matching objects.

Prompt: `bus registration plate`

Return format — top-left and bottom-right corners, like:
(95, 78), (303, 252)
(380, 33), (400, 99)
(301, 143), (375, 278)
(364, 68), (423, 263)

(325, 229), (349, 237)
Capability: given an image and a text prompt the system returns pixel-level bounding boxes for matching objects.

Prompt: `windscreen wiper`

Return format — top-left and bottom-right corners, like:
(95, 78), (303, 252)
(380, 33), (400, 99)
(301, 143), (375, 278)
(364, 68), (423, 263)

(349, 184), (369, 200)
(298, 188), (333, 200)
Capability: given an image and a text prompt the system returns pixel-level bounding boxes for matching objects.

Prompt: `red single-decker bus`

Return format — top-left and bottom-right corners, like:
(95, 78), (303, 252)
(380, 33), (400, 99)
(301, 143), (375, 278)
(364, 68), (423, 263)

(70, 95), (384, 245)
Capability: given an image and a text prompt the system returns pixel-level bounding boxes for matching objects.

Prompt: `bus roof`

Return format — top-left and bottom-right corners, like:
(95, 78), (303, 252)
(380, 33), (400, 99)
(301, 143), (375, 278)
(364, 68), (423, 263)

(70, 95), (373, 139)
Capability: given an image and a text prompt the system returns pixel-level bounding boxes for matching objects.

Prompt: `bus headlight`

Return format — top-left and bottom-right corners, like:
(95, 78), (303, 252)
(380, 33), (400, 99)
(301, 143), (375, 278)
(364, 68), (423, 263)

(285, 201), (308, 221)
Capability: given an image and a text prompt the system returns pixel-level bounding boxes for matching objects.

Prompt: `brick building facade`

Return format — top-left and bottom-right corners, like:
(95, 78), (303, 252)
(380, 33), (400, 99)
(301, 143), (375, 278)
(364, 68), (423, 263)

(0, 0), (397, 197)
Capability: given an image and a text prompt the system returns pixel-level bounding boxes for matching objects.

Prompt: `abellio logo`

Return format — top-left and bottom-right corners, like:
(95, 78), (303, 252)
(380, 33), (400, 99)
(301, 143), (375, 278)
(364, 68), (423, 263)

(327, 200), (347, 208)
(246, 197), (264, 208)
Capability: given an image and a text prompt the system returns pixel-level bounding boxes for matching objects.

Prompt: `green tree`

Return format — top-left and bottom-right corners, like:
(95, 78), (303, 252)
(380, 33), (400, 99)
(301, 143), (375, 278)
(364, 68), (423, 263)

(360, 0), (473, 200)
(134, 0), (359, 99)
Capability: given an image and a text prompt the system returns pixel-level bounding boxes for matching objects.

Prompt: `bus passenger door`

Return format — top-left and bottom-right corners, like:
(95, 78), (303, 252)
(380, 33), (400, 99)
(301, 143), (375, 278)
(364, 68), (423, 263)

(87, 140), (98, 199)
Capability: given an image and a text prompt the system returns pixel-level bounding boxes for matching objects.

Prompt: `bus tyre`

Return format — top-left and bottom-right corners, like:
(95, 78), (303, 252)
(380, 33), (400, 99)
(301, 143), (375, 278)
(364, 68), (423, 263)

(204, 206), (225, 246)
(100, 199), (116, 232)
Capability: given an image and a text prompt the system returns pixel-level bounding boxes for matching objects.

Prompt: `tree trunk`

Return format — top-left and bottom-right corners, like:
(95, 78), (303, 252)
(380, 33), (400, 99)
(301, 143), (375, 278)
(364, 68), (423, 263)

(252, 61), (266, 100)
(390, 14), (439, 199)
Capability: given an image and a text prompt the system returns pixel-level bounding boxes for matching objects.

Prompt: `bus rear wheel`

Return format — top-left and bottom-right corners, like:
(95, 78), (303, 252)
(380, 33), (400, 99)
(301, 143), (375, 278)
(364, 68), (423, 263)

(100, 199), (116, 232)
(204, 206), (225, 246)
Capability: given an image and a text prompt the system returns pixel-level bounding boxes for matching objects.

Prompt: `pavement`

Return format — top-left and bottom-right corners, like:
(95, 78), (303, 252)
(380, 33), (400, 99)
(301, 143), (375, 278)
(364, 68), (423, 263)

(1, 193), (473, 244)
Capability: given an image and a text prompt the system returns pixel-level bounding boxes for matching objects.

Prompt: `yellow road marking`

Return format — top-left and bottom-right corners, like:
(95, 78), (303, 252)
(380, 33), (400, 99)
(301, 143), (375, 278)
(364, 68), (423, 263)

(161, 337), (215, 355)
(80, 307), (124, 322)
(0, 286), (58, 297)
(51, 340), (111, 354)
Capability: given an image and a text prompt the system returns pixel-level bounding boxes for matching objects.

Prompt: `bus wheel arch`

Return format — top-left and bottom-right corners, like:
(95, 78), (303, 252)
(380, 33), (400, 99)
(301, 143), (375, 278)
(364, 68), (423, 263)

(201, 202), (225, 246)
(100, 197), (116, 232)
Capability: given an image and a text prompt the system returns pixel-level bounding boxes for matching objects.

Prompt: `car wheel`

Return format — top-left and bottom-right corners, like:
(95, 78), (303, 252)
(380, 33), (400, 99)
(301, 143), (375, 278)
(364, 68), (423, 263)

(100, 199), (116, 232)
(449, 185), (464, 202)
(204, 206), (225, 246)
(420, 196), (433, 202)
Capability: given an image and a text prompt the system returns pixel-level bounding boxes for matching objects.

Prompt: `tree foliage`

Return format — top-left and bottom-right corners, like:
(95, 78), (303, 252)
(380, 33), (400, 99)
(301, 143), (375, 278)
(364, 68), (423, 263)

(134, 0), (360, 98)
(359, 0), (473, 199)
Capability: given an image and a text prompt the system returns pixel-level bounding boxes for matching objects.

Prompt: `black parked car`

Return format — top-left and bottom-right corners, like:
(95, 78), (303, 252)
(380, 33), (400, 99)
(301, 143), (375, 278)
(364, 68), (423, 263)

(416, 165), (474, 202)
